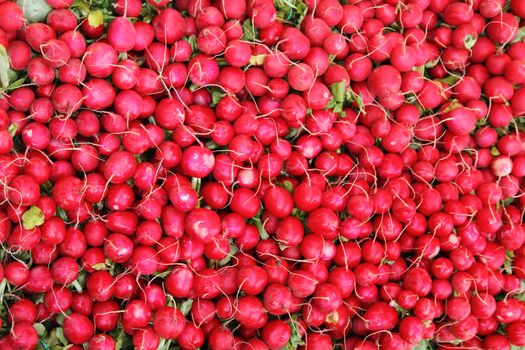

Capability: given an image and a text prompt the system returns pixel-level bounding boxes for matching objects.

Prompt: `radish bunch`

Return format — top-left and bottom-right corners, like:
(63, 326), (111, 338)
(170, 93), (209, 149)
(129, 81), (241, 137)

(0, 0), (524, 349)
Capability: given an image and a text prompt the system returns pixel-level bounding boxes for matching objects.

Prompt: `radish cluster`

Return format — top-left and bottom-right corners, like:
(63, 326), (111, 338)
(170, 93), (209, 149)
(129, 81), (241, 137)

(0, 0), (524, 349)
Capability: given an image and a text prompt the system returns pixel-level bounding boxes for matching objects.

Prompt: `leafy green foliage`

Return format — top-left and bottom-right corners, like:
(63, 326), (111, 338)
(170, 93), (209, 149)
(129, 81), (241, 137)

(275, 0), (308, 27)
(114, 328), (133, 350)
(252, 217), (269, 239)
(22, 206), (45, 230)
(414, 340), (433, 350)
(249, 54), (266, 66)
(326, 81), (347, 115)
(8, 124), (17, 137)
(186, 35), (198, 52)
(56, 207), (69, 222)
(55, 328), (68, 346)
(512, 27), (525, 43)
(34, 323), (46, 337)
(210, 89), (227, 107)
(218, 243), (238, 266)
(285, 315), (305, 349)
(139, 2), (158, 22)
(464, 35), (478, 50)
(242, 19), (257, 42)
(0, 46), (10, 90)
(326, 81), (364, 116)
(87, 9), (104, 27)
(179, 299), (194, 316)
(156, 339), (173, 350)
(70, 0), (114, 26)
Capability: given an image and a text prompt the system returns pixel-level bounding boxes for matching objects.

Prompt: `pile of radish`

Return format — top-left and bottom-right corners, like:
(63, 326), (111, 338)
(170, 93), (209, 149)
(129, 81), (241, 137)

(0, 0), (525, 348)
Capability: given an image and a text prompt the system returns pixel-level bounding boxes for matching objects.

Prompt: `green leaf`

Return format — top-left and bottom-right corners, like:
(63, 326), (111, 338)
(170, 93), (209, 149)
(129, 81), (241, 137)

(439, 74), (460, 86)
(0, 45), (10, 90)
(191, 177), (201, 193)
(206, 140), (221, 150)
(464, 35), (477, 50)
(55, 328), (68, 346)
(211, 89), (227, 107)
(295, 0), (308, 26)
(442, 99), (462, 113)
(286, 127), (299, 139)
(491, 146), (501, 157)
(34, 323), (46, 337)
(189, 83), (200, 92)
(330, 81), (347, 103)
(346, 88), (364, 112)
(157, 339), (172, 350)
(414, 65), (426, 74)
(280, 179), (294, 193)
(354, 95), (364, 111)
(414, 340), (433, 350)
(87, 10), (104, 27)
(505, 250), (515, 274)
(253, 217), (269, 239)
(22, 206), (45, 230)
(390, 301), (409, 316)
(71, 0), (90, 15)
(249, 54), (266, 66)
(179, 299), (193, 316)
(138, 2), (157, 22)
(512, 27), (525, 43)
(8, 76), (26, 90)
(43, 330), (60, 349)
(153, 269), (171, 279)
(8, 123), (17, 137)
(56, 314), (65, 326)
(277, 242), (289, 250)
(218, 243), (237, 266)
(0, 278), (7, 308)
(114, 329), (132, 350)
(275, 0), (308, 26)
(425, 59), (439, 68)
(242, 19), (257, 42)
(217, 57), (229, 66)
(186, 35), (197, 52)
(326, 97), (338, 110)
(285, 315), (305, 349)
(56, 207), (69, 221)
(91, 263), (107, 271)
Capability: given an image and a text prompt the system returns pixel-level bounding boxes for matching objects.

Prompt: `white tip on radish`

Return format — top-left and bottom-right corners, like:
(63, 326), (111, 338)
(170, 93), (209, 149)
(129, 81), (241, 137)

(491, 155), (513, 177)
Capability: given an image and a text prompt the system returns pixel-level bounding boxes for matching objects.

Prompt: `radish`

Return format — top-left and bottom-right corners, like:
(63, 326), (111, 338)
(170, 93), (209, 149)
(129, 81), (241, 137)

(83, 42), (118, 78)
(82, 78), (116, 110)
(152, 8), (184, 44)
(107, 17), (135, 52)
(0, 0), (525, 347)
(8, 322), (38, 350)
(63, 313), (95, 344)
(153, 306), (185, 339)
(46, 9), (77, 33)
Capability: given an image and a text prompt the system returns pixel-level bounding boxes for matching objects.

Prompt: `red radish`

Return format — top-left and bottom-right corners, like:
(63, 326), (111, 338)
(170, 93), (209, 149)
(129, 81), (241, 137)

(132, 327), (160, 350)
(153, 306), (185, 339)
(107, 17), (136, 52)
(83, 42), (118, 78)
(364, 302), (398, 331)
(8, 322), (38, 350)
(63, 313), (95, 344)
(1, 0), (525, 347)
(152, 8), (184, 44)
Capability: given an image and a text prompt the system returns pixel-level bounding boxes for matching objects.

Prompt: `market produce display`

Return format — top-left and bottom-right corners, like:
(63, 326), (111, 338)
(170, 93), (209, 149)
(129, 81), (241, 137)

(0, 0), (524, 348)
